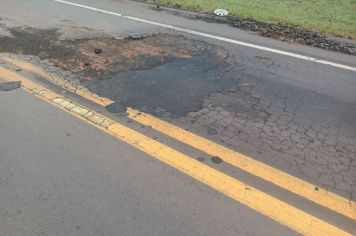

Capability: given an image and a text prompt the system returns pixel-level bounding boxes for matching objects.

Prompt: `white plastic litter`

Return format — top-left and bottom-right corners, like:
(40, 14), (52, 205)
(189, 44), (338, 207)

(214, 9), (229, 17)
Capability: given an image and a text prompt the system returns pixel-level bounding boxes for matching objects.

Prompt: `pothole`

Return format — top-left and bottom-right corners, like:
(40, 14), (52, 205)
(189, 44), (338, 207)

(0, 27), (239, 117)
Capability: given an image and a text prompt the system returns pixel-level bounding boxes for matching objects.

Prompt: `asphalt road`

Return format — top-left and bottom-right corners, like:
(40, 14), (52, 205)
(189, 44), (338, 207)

(0, 81), (299, 236)
(0, 0), (355, 235)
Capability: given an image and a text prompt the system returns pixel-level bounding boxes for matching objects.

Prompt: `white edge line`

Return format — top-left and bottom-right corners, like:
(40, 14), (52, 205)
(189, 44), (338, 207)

(54, 0), (356, 72)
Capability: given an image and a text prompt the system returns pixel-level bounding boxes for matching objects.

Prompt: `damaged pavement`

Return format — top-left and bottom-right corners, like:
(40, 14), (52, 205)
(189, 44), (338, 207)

(0, 1), (355, 235)
(1, 25), (355, 201)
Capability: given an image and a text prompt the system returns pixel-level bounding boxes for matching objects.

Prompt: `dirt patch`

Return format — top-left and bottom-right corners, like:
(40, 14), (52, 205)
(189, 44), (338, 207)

(67, 34), (200, 79)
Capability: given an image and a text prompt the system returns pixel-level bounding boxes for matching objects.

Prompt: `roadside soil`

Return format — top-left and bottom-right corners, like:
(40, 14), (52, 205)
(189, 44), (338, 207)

(137, 0), (356, 55)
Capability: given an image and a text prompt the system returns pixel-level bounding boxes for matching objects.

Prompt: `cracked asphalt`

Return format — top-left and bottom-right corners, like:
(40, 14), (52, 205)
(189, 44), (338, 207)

(0, 0), (355, 235)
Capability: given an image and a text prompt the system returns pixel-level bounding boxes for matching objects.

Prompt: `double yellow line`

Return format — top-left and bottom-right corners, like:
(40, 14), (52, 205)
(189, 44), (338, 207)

(0, 57), (354, 235)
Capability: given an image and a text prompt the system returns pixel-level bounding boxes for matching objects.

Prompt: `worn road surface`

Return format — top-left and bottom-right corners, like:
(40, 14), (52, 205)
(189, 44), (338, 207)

(0, 0), (355, 235)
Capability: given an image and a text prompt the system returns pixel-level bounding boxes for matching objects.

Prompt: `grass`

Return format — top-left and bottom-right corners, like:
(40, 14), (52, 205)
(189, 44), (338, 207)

(149, 0), (356, 39)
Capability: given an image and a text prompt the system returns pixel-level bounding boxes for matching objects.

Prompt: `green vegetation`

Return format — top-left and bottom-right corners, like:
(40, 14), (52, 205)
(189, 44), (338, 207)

(150, 0), (356, 39)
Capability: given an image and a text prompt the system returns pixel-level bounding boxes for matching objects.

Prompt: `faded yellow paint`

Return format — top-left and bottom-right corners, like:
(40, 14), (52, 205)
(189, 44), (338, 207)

(127, 108), (356, 220)
(0, 66), (57, 100)
(0, 65), (353, 236)
(1, 56), (113, 107)
(106, 122), (350, 236)
(2, 57), (355, 220)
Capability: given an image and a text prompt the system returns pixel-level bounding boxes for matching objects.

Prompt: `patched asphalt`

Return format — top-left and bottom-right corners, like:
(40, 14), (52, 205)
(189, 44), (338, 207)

(0, 23), (355, 201)
(0, 0), (356, 235)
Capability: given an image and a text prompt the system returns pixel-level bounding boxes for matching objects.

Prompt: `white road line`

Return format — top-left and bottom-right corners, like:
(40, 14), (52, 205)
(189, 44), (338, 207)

(54, 0), (356, 72)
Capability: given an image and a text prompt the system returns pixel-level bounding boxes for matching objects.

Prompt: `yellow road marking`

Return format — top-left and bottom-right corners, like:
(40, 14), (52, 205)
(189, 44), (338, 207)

(127, 108), (356, 220)
(1, 56), (113, 107)
(0, 65), (352, 236)
(2, 56), (355, 220)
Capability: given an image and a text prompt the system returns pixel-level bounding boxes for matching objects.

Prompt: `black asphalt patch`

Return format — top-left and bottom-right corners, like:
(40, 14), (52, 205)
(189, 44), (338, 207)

(90, 53), (238, 117)
(0, 81), (21, 91)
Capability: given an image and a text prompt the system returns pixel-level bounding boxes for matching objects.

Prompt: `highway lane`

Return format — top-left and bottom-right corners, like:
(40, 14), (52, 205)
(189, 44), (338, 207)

(0, 0), (355, 235)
